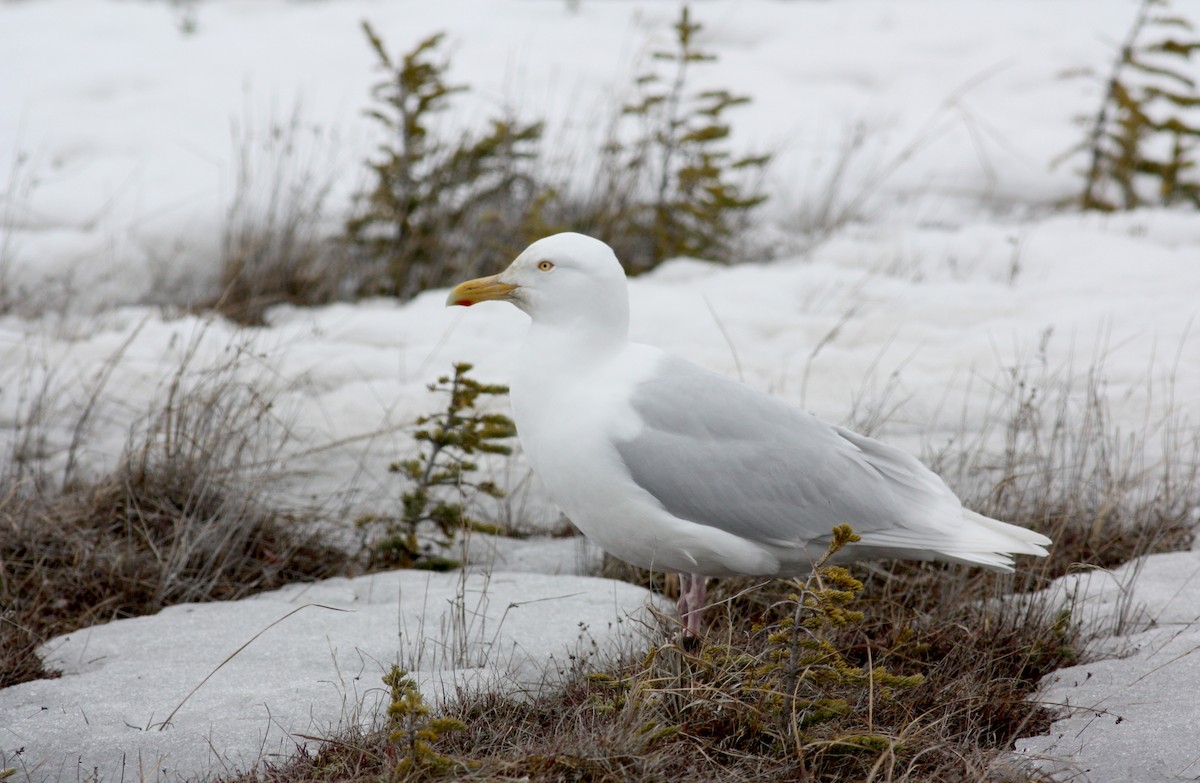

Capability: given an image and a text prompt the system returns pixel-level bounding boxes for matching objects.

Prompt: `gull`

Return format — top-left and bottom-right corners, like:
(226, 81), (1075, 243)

(447, 233), (1050, 635)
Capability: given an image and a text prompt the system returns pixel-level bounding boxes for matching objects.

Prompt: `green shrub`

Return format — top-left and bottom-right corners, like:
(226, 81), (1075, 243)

(348, 23), (545, 298)
(349, 9), (770, 301)
(358, 363), (515, 570)
(538, 5), (771, 272)
(1067, 0), (1200, 210)
(751, 527), (923, 747)
(382, 666), (470, 778)
(621, 526), (922, 766)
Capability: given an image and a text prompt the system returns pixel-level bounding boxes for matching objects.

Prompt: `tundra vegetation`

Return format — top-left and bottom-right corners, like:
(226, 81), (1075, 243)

(2, 3), (1198, 782)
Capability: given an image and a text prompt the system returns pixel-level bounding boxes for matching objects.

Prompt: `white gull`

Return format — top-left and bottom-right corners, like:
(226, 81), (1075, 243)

(448, 233), (1051, 634)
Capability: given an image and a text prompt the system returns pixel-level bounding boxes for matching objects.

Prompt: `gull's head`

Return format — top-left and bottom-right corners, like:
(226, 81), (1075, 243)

(447, 233), (630, 334)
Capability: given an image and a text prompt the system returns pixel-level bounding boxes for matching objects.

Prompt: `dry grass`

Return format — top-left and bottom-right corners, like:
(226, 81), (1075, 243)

(235, 353), (1196, 783)
(229, 581), (1079, 781)
(0, 333), (351, 689)
(228, 562), (1072, 783)
(926, 353), (1197, 589)
(210, 107), (350, 325)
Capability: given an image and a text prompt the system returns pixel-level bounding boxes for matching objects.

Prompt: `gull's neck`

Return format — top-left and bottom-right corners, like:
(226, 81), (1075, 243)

(529, 319), (626, 358)
(524, 290), (630, 363)
(508, 293), (640, 462)
(515, 300), (629, 402)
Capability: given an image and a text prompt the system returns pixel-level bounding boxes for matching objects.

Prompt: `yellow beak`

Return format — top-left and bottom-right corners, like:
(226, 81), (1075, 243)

(446, 274), (519, 307)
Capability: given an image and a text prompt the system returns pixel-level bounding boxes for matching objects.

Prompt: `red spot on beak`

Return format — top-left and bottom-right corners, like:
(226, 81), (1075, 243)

(455, 299), (474, 307)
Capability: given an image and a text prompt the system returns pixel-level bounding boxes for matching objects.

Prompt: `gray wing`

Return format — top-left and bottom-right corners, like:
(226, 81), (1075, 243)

(613, 355), (961, 548)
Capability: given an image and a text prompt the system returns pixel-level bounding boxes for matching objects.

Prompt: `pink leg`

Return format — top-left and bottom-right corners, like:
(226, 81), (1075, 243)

(676, 573), (692, 632)
(677, 573), (708, 636)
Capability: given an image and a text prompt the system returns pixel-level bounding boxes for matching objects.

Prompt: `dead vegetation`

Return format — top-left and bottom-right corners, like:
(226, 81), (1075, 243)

(230, 554), (1077, 783)
(209, 107), (349, 326)
(2, 304), (1193, 781)
(0, 331), (349, 689)
(927, 351), (1197, 587)
(223, 356), (1195, 782)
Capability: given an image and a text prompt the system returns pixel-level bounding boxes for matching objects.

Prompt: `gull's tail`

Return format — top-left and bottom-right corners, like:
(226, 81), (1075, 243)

(948, 509), (1052, 571)
(849, 509), (1052, 573)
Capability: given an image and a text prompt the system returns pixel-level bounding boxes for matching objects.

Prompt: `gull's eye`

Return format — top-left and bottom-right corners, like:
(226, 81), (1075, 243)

(537, 260), (554, 272)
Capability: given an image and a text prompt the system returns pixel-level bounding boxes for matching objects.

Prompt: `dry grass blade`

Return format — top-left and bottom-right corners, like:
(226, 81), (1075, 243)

(925, 349), (1198, 589)
(211, 104), (347, 325)
(0, 328), (351, 689)
(158, 603), (352, 731)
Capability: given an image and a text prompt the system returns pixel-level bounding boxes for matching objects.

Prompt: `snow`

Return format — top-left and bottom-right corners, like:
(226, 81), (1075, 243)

(2, 569), (659, 779)
(1, 0), (1198, 780)
(0, 0), (1156, 312)
(1016, 552), (1200, 781)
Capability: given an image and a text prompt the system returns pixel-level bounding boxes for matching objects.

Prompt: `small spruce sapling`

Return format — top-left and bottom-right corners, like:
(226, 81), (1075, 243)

(382, 666), (469, 777)
(1065, 0), (1200, 210)
(360, 363), (515, 569)
(349, 22), (544, 298)
(625, 525), (922, 760)
(609, 5), (770, 270)
(754, 525), (922, 749)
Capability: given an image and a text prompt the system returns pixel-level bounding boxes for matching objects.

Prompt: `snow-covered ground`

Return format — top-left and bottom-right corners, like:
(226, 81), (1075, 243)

(1016, 551), (1200, 781)
(2, 1), (1198, 780)
(0, 0), (1159, 312)
(1, 564), (658, 779)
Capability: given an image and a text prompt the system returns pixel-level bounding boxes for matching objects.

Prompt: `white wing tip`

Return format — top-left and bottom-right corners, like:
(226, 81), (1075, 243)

(946, 512), (1051, 570)
(850, 510), (1051, 571)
